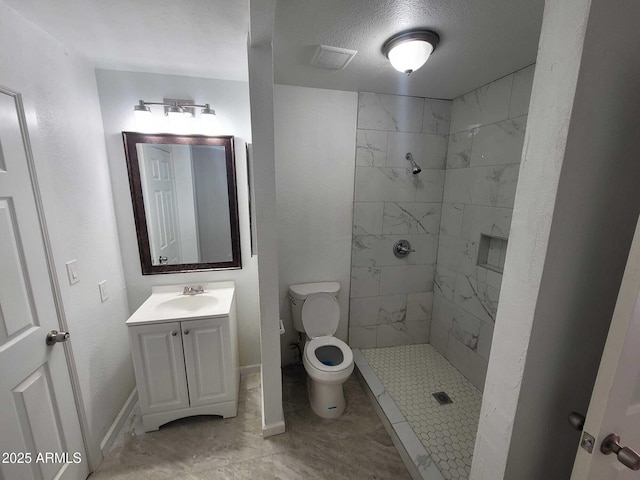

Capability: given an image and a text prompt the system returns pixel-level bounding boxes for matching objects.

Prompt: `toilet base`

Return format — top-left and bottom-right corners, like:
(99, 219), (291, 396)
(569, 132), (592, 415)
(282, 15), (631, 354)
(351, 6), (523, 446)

(307, 376), (346, 419)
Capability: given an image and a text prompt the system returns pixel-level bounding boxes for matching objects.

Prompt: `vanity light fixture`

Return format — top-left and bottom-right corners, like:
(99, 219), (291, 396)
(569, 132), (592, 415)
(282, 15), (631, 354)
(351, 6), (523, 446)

(382, 29), (440, 75)
(132, 99), (218, 133)
(133, 100), (151, 114)
(133, 100), (152, 125)
(200, 104), (217, 132)
(200, 104), (216, 116)
(165, 104), (183, 118)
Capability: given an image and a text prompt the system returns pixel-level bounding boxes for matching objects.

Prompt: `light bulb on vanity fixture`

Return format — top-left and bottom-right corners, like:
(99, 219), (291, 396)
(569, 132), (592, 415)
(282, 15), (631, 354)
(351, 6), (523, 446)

(164, 102), (186, 132)
(200, 104), (218, 134)
(382, 29), (440, 75)
(133, 100), (154, 132)
(165, 104), (183, 118)
(132, 99), (219, 134)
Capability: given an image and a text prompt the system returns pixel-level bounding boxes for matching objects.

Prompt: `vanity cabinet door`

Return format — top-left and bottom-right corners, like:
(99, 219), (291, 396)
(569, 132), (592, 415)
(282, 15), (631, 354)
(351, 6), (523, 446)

(181, 317), (232, 407)
(129, 322), (190, 414)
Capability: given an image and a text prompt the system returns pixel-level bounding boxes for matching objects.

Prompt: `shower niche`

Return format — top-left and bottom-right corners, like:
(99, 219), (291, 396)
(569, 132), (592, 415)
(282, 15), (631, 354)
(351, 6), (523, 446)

(477, 234), (508, 274)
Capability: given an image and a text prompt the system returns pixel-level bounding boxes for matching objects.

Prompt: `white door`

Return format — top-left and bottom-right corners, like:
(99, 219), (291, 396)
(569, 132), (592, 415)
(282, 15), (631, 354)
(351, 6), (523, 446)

(571, 215), (640, 479)
(0, 88), (88, 479)
(129, 322), (190, 414)
(182, 317), (231, 407)
(139, 145), (181, 265)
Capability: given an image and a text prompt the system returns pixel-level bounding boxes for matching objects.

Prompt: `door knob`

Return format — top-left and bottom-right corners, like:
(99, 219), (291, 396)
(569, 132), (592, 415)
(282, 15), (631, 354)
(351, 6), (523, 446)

(46, 330), (70, 346)
(158, 255), (168, 265)
(600, 433), (640, 470)
(568, 412), (585, 431)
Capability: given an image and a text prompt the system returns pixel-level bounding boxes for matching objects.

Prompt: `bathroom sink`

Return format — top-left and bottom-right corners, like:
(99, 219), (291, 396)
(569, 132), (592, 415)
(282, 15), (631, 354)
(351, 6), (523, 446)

(125, 282), (235, 325)
(155, 294), (218, 315)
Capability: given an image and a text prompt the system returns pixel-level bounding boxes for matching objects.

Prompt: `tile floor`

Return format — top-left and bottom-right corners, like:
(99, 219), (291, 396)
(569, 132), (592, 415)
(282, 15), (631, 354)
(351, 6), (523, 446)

(90, 366), (410, 479)
(361, 344), (482, 480)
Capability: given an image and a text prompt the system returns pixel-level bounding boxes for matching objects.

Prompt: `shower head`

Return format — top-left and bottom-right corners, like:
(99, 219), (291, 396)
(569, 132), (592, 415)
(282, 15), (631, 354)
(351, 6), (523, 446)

(406, 152), (422, 174)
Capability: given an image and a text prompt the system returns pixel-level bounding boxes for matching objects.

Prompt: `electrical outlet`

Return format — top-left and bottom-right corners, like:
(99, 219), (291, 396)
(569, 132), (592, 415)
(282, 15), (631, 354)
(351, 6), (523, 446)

(98, 281), (108, 302)
(65, 259), (79, 285)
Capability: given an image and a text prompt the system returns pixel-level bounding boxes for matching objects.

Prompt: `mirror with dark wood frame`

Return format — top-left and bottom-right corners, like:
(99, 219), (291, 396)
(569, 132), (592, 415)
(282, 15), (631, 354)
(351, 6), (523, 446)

(122, 132), (241, 274)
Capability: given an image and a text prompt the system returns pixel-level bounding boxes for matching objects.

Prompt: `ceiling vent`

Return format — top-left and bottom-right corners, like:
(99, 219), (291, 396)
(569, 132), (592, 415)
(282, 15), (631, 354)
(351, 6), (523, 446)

(311, 45), (357, 70)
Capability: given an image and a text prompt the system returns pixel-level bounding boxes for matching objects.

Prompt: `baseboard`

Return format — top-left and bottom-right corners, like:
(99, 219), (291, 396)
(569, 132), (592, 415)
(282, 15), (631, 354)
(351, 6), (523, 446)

(240, 363), (261, 375)
(100, 388), (138, 455)
(261, 419), (285, 438)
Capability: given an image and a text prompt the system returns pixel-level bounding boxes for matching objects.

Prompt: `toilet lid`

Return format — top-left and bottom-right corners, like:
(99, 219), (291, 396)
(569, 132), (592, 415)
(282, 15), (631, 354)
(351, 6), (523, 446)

(301, 293), (340, 338)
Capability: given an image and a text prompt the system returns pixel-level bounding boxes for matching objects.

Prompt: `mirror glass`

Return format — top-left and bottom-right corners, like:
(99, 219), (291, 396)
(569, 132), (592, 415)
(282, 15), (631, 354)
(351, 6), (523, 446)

(123, 132), (241, 274)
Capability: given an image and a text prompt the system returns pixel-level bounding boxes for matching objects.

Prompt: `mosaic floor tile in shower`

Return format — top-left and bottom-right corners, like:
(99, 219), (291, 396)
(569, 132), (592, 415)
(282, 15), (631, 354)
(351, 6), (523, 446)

(361, 344), (482, 480)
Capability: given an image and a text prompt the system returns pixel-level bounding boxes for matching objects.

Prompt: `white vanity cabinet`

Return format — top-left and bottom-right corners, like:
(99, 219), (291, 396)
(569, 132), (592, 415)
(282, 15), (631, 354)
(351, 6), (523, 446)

(126, 282), (239, 431)
(129, 321), (190, 416)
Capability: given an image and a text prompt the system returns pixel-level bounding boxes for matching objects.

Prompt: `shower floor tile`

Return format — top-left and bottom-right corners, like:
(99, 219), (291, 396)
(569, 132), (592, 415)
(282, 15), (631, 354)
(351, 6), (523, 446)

(361, 344), (482, 480)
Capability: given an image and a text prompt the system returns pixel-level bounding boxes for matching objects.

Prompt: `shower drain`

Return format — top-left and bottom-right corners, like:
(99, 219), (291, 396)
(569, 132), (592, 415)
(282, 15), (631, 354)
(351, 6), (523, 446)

(432, 391), (453, 405)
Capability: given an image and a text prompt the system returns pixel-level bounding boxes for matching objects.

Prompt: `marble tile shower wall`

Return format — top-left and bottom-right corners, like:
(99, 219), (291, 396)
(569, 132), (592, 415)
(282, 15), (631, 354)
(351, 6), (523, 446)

(430, 65), (535, 391)
(349, 92), (452, 349)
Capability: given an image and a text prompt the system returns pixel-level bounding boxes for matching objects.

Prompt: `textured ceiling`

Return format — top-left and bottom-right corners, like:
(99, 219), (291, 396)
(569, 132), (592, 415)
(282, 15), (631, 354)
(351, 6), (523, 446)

(4, 0), (544, 97)
(274, 0), (544, 99)
(2, 0), (250, 81)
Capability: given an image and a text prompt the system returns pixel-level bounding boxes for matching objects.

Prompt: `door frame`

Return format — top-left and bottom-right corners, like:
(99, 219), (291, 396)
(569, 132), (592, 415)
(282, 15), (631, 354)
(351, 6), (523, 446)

(570, 214), (640, 478)
(7, 85), (99, 472)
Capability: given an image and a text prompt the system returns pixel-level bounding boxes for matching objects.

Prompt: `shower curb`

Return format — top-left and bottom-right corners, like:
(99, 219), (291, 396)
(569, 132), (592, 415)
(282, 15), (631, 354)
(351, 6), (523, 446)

(353, 349), (445, 480)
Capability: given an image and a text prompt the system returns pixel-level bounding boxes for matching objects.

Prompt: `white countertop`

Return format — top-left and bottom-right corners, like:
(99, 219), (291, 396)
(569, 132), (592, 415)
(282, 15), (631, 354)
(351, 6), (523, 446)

(126, 281), (235, 326)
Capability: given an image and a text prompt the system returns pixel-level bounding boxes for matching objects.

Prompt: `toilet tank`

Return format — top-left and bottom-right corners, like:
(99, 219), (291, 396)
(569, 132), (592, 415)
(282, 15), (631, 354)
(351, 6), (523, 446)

(288, 282), (340, 333)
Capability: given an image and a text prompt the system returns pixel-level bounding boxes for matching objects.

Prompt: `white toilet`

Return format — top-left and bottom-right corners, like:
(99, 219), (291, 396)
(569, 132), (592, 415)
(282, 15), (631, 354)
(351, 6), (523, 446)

(289, 282), (354, 418)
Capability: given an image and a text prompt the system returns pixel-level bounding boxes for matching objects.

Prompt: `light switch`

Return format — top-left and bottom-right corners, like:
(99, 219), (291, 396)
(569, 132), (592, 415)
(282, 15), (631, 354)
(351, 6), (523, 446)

(98, 281), (108, 302)
(66, 259), (79, 285)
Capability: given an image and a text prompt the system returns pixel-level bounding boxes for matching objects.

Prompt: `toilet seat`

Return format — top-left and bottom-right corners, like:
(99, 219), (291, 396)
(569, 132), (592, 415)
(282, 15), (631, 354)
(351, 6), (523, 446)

(304, 336), (353, 373)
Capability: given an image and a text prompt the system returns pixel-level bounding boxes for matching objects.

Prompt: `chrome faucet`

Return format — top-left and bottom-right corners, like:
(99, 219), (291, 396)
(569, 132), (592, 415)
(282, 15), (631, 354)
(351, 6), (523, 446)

(182, 285), (205, 296)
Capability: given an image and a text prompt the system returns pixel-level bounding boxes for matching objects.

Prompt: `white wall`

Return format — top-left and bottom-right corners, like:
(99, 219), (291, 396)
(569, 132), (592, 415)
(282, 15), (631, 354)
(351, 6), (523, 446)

(472, 0), (640, 477)
(248, 0), (285, 435)
(95, 69), (261, 367)
(0, 1), (131, 466)
(274, 85), (358, 365)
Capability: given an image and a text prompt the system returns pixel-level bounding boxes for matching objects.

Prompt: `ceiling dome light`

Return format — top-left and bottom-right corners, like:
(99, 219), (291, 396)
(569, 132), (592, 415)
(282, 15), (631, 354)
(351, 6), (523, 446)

(382, 30), (440, 75)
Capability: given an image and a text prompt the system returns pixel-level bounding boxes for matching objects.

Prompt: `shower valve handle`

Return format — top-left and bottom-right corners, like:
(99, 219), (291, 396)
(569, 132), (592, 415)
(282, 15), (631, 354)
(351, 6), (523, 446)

(393, 239), (414, 258)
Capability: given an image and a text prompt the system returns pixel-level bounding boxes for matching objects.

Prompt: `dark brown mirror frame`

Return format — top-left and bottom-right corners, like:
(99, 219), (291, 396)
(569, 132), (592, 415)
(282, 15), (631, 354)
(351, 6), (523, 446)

(122, 132), (242, 274)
